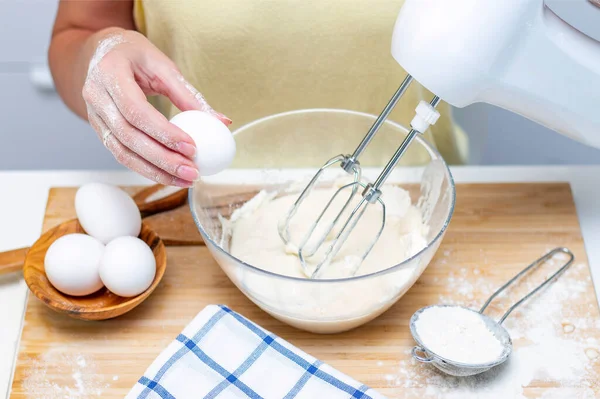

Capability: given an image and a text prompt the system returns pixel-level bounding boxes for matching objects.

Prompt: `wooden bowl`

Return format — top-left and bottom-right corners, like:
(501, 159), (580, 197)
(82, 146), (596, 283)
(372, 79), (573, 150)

(23, 219), (166, 321)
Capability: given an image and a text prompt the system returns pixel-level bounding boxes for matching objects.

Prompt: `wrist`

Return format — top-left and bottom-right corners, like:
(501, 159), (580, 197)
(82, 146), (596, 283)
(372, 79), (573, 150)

(85, 27), (128, 65)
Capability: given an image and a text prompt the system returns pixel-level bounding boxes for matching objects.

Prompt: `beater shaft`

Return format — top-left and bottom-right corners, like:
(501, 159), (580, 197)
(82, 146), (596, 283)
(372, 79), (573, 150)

(363, 95), (441, 203)
(341, 74), (415, 173)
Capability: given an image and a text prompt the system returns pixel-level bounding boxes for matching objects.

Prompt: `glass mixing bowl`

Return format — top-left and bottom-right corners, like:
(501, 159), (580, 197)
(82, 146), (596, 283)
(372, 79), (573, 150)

(189, 109), (455, 334)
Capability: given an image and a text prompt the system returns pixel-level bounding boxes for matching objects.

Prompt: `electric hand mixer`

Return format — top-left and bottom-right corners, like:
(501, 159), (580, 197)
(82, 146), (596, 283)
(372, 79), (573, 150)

(280, 0), (600, 279)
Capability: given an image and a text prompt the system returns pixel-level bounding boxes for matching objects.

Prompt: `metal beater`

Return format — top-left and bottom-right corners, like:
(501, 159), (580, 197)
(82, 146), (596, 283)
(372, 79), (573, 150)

(410, 247), (575, 377)
(278, 74), (441, 278)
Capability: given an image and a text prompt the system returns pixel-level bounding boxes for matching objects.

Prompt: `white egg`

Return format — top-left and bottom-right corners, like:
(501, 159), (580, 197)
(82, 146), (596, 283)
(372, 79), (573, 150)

(99, 236), (156, 297)
(75, 183), (142, 244)
(44, 234), (105, 296)
(170, 110), (236, 176)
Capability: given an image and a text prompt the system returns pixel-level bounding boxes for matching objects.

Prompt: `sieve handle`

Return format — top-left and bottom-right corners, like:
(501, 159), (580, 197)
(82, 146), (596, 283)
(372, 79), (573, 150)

(412, 346), (434, 363)
(479, 247), (574, 324)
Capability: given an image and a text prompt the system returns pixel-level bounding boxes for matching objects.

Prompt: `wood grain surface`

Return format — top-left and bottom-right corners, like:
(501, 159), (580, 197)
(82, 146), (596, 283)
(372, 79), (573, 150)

(0, 247), (29, 275)
(9, 183), (600, 398)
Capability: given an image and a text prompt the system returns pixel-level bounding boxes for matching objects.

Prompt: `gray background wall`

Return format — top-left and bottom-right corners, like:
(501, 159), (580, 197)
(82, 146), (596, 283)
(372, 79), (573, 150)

(1, 0), (598, 170)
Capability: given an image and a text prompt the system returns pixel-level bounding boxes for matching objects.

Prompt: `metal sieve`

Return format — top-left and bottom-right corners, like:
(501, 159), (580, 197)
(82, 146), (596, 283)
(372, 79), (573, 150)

(409, 247), (575, 377)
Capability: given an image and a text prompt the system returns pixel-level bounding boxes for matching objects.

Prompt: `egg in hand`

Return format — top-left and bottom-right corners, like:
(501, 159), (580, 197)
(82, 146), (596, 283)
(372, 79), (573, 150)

(170, 110), (236, 176)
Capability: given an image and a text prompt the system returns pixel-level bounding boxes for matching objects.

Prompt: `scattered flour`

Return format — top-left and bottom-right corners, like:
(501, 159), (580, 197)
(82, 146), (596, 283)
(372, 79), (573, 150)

(563, 323), (575, 333)
(414, 306), (505, 365)
(22, 351), (109, 398)
(585, 348), (599, 360)
(76, 356), (86, 368)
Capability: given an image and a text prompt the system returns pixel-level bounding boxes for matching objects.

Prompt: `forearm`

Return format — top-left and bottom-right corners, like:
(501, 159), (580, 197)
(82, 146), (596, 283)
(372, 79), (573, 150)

(49, 27), (124, 120)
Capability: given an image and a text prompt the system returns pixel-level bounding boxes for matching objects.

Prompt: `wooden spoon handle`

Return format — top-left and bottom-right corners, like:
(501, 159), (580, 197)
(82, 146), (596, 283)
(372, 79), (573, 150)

(0, 247), (29, 275)
(133, 185), (188, 217)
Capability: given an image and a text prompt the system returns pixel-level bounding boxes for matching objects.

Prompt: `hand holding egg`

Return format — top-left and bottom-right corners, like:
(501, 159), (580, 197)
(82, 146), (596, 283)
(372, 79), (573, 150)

(83, 30), (232, 188)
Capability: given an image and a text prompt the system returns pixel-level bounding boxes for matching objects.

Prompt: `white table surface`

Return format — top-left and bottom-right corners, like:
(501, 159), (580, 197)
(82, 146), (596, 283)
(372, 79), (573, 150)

(2, 166), (600, 398)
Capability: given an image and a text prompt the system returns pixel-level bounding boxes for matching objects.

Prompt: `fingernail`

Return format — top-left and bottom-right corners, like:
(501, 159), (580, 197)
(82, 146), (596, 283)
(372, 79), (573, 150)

(173, 179), (193, 188)
(177, 165), (199, 181)
(211, 111), (233, 126)
(177, 142), (197, 158)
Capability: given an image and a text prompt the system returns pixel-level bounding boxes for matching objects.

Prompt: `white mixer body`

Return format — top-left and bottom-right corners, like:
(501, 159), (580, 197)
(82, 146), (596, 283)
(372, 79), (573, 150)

(391, 0), (600, 148)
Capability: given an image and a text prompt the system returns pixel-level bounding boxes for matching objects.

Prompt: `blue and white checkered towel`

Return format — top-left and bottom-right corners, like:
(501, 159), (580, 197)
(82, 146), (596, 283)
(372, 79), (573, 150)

(127, 305), (386, 399)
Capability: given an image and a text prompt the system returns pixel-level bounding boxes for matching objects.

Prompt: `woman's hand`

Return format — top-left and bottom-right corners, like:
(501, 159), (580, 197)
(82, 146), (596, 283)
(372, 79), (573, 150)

(83, 29), (231, 187)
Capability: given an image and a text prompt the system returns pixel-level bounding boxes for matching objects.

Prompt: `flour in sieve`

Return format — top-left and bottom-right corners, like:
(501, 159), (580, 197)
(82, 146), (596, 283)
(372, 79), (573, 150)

(414, 306), (505, 364)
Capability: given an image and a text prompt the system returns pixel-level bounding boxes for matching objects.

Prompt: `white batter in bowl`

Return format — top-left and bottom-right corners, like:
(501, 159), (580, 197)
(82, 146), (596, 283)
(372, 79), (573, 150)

(189, 109), (455, 333)
(229, 183), (428, 279)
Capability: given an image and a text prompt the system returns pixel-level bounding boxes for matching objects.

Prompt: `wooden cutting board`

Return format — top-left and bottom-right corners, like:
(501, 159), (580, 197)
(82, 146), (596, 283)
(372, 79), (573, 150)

(9, 183), (600, 398)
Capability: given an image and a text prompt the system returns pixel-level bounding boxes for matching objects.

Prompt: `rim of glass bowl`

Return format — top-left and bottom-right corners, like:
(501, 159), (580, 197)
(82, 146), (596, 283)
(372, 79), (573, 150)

(189, 108), (456, 283)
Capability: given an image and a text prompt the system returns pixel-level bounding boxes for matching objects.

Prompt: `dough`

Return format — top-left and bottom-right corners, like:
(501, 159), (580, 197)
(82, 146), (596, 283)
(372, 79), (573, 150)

(229, 184), (428, 279)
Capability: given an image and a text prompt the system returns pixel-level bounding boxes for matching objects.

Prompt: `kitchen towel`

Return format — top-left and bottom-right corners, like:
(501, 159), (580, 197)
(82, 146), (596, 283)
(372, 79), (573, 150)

(127, 304), (386, 399)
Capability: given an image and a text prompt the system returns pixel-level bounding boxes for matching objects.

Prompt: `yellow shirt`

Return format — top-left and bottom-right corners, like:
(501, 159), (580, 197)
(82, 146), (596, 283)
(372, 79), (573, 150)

(134, 0), (467, 166)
